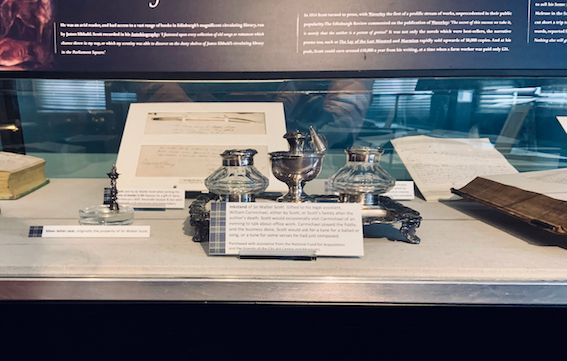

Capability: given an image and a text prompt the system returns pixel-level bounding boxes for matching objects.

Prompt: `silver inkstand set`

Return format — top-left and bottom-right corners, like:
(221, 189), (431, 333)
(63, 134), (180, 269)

(189, 127), (421, 244)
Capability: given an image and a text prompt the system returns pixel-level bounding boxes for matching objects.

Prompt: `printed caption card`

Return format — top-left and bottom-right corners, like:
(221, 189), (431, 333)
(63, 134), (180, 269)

(209, 202), (363, 257)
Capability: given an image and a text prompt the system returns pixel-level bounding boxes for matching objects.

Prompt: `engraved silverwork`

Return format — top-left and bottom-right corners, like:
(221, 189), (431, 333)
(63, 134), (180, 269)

(361, 195), (422, 244)
(269, 127), (326, 202)
(189, 193), (422, 244)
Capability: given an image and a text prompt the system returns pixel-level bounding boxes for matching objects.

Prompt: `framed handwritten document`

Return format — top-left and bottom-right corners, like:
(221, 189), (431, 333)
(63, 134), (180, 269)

(116, 102), (288, 192)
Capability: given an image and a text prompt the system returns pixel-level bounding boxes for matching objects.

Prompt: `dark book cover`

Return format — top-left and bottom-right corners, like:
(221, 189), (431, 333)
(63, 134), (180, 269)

(452, 177), (567, 235)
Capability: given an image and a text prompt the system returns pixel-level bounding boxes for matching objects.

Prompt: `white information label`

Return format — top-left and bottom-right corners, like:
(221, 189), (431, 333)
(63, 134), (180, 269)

(28, 225), (151, 238)
(210, 203), (363, 257)
(118, 189), (185, 208)
(382, 181), (415, 200)
(324, 180), (414, 200)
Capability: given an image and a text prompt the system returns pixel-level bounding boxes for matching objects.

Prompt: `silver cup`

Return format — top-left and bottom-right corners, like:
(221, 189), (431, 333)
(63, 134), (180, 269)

(270, 151), (324, 202)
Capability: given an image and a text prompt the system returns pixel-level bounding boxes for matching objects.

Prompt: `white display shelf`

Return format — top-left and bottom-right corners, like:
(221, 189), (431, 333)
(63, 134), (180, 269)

(1, 179), (567, 304)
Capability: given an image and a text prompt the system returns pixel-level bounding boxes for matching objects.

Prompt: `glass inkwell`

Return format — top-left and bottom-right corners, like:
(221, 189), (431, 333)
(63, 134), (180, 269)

(79, 165), (134, 225)
(330, 147), (395, 211)
(329, 147), (422, 244)
(205, 149), (269, 202)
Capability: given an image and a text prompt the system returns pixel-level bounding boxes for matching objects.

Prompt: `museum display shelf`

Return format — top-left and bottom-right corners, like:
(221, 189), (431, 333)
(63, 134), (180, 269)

(1, 179), (567, 304)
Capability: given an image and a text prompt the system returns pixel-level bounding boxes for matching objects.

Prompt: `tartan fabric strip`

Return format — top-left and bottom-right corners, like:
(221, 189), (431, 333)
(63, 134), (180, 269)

(28, 226), (44, 238)
(209, 201), (226, 255)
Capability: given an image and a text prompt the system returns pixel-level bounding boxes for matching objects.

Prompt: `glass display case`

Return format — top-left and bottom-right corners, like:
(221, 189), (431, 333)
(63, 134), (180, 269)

(1, 76), (567, 304)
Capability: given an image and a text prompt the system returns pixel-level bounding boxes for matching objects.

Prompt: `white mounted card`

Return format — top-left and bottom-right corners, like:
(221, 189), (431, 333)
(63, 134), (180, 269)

(381, 181), (415, 200)
(323, 180), (415, 200)
(209, 202), (364, 257)
(116, 102), (288, 192)
(117, 188), (185, 209)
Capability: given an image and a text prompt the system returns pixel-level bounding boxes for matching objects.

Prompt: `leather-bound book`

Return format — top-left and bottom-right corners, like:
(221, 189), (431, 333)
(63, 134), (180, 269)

(0, 152), (49, 200)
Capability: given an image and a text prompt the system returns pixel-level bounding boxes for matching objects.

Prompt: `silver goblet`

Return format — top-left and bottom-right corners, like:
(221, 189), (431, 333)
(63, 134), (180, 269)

(269, 151), (324, 203)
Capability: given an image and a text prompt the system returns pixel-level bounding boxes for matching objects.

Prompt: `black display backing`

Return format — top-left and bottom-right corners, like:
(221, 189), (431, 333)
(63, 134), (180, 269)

(0, 0), (565, 79)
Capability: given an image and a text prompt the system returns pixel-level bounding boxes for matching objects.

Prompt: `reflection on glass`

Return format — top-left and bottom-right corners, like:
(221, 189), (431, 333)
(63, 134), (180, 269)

(0, 77), (565, 179)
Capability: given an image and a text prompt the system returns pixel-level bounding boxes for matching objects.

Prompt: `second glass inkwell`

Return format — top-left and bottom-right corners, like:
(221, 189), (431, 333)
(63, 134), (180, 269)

(330, 147), (395, 208)
(330, 146), (421, 244)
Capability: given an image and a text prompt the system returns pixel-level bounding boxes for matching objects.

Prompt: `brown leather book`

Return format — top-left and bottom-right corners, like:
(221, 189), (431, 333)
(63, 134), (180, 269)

(451, 177), (567, 235)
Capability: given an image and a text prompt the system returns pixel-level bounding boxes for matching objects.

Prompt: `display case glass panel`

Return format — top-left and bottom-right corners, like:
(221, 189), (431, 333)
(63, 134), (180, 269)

(1, 76), (567, 304)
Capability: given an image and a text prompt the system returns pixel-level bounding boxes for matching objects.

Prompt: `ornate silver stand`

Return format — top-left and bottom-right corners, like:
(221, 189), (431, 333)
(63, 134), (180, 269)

(188, 193), (422, 244)
(360, 196), (422, 244)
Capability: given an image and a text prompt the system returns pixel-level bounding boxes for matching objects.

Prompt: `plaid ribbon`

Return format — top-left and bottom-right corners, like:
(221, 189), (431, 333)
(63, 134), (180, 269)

(209, 202), (227, 255)
(28, 226), (44, 238)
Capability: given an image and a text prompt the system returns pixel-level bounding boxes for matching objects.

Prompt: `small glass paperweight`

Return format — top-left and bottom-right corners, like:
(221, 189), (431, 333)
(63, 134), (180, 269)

(205, 149), (269, 202)
(79, 165), (134, 225)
